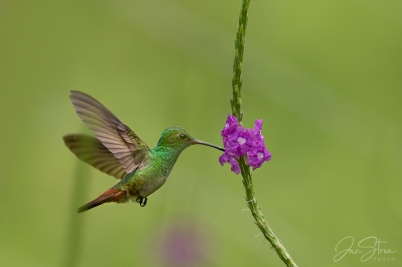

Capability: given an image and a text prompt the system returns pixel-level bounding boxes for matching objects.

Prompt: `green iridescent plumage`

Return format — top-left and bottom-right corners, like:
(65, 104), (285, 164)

(63, 91), (224, 213)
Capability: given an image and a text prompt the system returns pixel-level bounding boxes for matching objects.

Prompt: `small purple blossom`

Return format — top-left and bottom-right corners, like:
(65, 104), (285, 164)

(219, 114), (271, 174)
(223, 125), (248, 157)
(219, 152), (241, 174)
(247, 146), (272, 170)
(244, 120), (264, 146)
(221, 114), (238, 139)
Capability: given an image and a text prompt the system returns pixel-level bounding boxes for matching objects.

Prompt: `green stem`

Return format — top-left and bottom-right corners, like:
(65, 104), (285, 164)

(230, 0), (249, 124)
(231, 1), (299, 267)
(62, 158), (90, 267)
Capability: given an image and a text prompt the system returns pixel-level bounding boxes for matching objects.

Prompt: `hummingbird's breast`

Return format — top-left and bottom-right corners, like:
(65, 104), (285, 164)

(125, 149), (180, 199)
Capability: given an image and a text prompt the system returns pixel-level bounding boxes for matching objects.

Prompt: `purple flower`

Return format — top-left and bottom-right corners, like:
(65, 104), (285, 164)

(244, 120), (264, 146)
(219, 115), (245, 174)
(244, 119), (272, 169)
(219, 152), (241, 174)
(247, 146), (272, 170)
(219, 115), (271, 173)
(221, 114), (239, 140)
(224, 125), (248, 158)
(221, 114), (249, 158)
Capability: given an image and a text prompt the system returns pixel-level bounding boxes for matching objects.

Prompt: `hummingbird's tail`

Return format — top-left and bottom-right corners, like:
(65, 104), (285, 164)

(77, 188), (127, 213)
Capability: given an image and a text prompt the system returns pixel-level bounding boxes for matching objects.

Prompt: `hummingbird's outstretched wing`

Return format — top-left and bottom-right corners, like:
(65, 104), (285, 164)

(63, 134), (126, 179)
(69, 90), (150, 174)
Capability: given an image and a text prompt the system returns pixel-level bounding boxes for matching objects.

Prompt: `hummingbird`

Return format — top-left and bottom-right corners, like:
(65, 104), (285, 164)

(63, 91), (224, 213)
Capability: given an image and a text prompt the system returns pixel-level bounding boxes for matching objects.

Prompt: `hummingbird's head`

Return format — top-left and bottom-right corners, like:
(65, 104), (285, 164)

(156, 126), (224, 152)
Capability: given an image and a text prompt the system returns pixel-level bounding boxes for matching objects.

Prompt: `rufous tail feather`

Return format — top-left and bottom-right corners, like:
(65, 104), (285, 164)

(77, 188), (126, 213)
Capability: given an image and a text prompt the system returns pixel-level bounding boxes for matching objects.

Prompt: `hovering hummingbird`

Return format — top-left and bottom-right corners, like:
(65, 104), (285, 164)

(63, 91), (224, 213)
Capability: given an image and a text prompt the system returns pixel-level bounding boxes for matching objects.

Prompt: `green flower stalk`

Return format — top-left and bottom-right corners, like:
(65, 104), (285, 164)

(227, 1), (299, 266)
(62, 159), (90, 267)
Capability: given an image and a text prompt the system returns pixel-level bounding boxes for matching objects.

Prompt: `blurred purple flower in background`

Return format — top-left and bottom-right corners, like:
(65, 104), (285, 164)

(219, 114), (271, 174)
(156, 221), (211, 267)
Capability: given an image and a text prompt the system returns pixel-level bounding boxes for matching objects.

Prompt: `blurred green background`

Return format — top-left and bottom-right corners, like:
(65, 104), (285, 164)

(0, 0), (401, 266)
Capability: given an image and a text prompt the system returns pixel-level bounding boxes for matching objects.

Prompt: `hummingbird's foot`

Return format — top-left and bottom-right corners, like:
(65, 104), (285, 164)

(136, 196), (148, 207)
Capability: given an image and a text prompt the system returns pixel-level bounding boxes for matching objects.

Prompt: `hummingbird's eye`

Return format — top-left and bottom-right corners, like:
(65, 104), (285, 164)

(179, 133), (186, 139)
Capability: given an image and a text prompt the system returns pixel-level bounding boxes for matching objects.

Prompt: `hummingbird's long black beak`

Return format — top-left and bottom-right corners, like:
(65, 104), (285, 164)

(191, 139), (225, 151)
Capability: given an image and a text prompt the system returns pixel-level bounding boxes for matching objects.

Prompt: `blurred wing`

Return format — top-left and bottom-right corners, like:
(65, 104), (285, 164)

(63, 134), (126, 179)
(69, 90), (150, 173)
